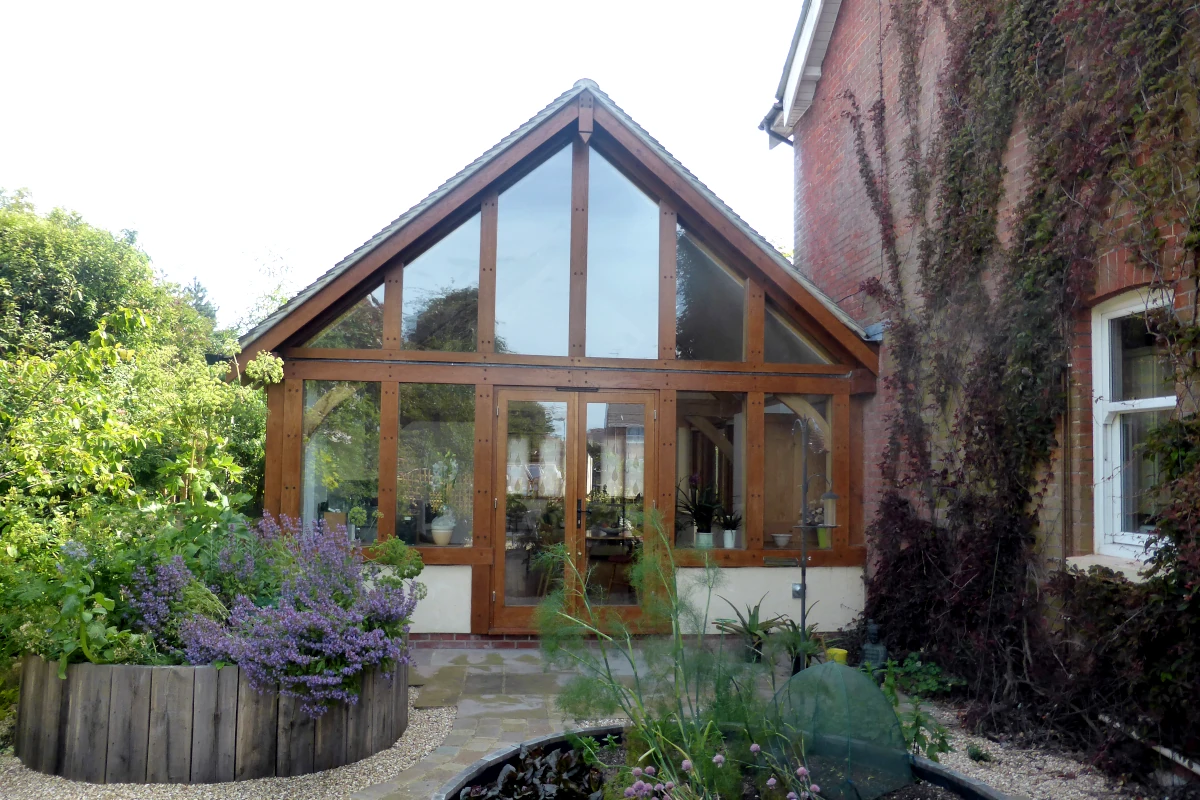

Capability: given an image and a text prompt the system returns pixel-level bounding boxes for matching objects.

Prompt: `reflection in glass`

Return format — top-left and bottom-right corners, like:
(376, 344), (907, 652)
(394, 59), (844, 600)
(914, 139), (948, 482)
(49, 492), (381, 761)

(586, 150), (658, 359)
(1111, 314), (1173, 401)
(765, 299), (831, 364)
(675, 392), (745, 549)
(764, 394), (832, 549)
(1120, 410), (1168, 534)
(584, 402), (646, 605)
(496, 148), (572, 356)
(301, 381), (381, 544)
(503, 400), (567, 606)
(307, 285), (385, 349)
(395, 384), (475, 546)
(676, 227), (744, 361)
(402, 214), (480, 352)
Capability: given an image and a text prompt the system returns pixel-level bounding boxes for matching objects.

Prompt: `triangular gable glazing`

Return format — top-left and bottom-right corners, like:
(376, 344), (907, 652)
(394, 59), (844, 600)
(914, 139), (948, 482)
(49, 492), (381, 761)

(307, 284), (385, 349)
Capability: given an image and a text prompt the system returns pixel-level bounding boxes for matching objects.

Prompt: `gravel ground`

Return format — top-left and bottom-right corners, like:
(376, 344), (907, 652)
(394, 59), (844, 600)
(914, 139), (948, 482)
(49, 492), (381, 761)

(931, 705), (1130, 800)
(0, 690), (456, 800)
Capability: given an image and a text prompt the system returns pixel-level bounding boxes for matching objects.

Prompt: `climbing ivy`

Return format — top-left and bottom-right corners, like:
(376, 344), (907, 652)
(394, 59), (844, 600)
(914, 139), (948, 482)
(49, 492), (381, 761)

(846, 0), (1199, 762)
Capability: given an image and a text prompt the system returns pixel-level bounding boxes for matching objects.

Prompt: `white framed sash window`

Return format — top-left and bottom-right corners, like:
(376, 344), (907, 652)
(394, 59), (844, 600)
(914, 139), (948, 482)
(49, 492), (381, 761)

(1091, 290), (1176, 559)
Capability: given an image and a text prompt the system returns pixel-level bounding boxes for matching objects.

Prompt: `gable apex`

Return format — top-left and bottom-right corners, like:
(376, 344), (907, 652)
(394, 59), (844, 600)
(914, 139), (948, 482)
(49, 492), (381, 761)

(239, 80), (872, 368)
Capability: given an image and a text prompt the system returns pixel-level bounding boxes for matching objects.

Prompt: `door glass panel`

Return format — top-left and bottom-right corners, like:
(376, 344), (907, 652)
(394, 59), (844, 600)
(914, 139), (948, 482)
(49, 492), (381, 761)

(763, 394), (832, 549)
(496, 148), (572, 356)
(402, 213), (480, 352)
(675, 392), (746, 549)
(586, 150), (659, 359)
(765, 299), (831, 364)
(503, 400), (568, 606)
(307, 285), (385, 348)
(301, 381), (381, 544)
(1119, 410), (1168, 536)
(584, 402), (645, 606)
(676, 227), (744, 361)
(395, 384), (475, 546)
(1111, 314), (1173, 401)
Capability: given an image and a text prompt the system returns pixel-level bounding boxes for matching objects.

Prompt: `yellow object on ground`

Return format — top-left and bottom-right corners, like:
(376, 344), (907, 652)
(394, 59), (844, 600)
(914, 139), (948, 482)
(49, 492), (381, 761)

(827, 648), (848, 664)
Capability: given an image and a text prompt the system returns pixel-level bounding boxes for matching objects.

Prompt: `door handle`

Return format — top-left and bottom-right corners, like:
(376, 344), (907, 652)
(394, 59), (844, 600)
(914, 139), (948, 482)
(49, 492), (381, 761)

(576, 499), (583, 528)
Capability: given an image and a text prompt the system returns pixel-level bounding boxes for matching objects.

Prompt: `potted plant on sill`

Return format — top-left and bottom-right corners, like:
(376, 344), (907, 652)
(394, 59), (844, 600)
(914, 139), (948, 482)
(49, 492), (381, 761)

(717, 508), (742, 549)
(426, 451), (460, 546)
(714, 595), (784, 662)
(677, 478), (720, 549)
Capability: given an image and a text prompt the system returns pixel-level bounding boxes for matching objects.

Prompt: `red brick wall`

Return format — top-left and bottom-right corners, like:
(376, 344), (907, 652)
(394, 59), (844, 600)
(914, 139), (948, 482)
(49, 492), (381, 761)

(788, 0), (1172, 558)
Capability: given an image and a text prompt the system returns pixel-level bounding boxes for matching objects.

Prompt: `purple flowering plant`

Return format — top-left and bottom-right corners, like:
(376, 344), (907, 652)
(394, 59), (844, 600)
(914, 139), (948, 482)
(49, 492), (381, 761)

(181, 516), (418, 716)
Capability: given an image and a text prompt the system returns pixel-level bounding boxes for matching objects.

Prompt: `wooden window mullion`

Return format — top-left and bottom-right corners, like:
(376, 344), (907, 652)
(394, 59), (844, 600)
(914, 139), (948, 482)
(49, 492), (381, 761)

(746, 280), (765, 364)
(745, 392), (765, 550)
(832, 393), (851, 552)
(383, 266), (403, 350)
(281, 377), (304, 519)
(569, 136), (590, 357)
(478, 195), (498, 353)
(377, 383), (399, 541)
(658, 388), (677, 544)
(659, 202), (678, 360)
(263, 381), (284, 518)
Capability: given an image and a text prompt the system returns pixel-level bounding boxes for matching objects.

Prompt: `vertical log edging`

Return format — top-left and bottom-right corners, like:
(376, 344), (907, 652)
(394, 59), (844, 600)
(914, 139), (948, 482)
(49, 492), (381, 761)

(13, 655), (409, 784)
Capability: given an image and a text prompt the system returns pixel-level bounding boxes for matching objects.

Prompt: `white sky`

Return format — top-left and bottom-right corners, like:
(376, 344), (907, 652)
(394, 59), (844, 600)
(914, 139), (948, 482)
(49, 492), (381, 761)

(3, 2), (799, 328)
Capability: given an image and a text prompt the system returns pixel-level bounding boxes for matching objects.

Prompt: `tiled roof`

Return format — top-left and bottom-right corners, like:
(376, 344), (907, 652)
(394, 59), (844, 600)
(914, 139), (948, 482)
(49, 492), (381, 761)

(240, 79), (866, 350)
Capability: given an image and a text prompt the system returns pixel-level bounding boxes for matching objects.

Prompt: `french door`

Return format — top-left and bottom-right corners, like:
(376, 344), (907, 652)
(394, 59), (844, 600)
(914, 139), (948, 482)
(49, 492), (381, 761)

(491, 388), (656, 631)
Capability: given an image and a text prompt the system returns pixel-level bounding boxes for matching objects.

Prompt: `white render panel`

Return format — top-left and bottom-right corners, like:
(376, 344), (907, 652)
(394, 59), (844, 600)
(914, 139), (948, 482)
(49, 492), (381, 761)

(409, 565), (473, 633)
(676, 566), (865, 634)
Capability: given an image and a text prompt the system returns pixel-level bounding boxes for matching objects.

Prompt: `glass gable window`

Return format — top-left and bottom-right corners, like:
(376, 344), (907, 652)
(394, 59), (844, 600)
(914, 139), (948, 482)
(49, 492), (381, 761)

(302, 381), (381, 544)
(763, 394), (832, 550)
(675, 392), (746, 548)
(586, 149), (658, 359)
(402, 213), (481, 352)
(676, 227), (744, 361)
(395, 384), (475, 546)
(495, 147), (572, 356)
(765, 298), (831, 364)
(307, 285), (385, 349)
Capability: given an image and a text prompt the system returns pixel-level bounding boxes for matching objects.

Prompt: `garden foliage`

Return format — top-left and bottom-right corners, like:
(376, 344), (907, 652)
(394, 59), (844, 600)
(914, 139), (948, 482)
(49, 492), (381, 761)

(0, 193), (417, 723)
(842, 0), (1200, 767)
(534, 515), (907, 800)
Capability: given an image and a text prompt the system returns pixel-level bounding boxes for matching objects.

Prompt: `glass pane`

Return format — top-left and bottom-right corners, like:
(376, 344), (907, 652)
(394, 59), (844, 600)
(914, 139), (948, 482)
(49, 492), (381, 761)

(496, 148), (572, 356)
(395, 384), (475, 546)
(1120, 410), (1168, 535)
(584, 401), (646, 605)
(302, 381), (381, 544)
(675, 392), (746, 549)
(765, 299), (831, 364)
(307, 285), (385, 348)
(402, 213), (480, 352)
(503, 400), (568, 606)
(1111, 314), (1173, 400)
(676, 227), (744, 361)
(586, 150), (658, 359)
(763, 394), (832, 550)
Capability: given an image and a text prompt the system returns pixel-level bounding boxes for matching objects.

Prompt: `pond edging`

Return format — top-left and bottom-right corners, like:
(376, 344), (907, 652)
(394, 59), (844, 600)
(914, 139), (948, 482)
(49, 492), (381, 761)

(431, 725), (1015, 800)
(13, 654), (409, 784)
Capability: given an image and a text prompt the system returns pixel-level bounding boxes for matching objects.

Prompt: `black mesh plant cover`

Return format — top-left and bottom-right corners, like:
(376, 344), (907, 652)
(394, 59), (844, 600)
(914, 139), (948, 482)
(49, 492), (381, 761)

(770, 662), (913, 800)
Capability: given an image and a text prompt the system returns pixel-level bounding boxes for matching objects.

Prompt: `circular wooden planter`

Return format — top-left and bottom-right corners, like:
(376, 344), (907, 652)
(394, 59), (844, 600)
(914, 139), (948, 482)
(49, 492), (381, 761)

(13, 654), (409, 784)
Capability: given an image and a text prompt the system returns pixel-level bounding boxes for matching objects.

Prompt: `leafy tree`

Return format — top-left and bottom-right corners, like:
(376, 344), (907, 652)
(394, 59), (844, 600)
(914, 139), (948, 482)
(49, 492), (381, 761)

(0, 190), (162, 353)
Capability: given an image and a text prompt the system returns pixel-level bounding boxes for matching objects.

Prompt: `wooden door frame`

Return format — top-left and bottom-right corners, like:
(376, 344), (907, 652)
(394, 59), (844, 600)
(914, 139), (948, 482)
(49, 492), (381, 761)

(489, 386), (657, 633)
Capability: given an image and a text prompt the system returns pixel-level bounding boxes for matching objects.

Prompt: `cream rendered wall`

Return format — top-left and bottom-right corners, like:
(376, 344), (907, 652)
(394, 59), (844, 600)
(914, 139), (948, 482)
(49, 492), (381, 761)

(676, 567), (864, 633)
(409, 565), (472, 633)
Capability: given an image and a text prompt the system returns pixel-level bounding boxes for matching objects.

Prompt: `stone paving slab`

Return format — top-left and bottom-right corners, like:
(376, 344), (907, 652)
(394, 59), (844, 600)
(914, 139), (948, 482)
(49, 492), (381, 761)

(353, 649), (604, 800)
